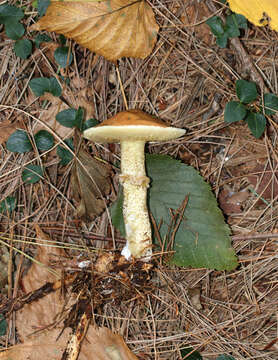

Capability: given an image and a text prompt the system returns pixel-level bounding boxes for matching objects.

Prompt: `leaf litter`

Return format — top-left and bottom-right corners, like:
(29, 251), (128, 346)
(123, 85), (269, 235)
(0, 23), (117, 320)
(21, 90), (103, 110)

(1, 0), (278, 359)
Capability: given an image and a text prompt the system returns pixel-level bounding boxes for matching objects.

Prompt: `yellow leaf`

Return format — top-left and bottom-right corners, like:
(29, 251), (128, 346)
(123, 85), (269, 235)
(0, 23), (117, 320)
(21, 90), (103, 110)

(31, 0), (159, 61)
(228, 0), (278, 31)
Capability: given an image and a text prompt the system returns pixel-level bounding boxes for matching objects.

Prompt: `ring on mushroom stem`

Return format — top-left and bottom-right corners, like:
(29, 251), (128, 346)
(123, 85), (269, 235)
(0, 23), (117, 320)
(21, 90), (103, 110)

(83, 109), (186, 260)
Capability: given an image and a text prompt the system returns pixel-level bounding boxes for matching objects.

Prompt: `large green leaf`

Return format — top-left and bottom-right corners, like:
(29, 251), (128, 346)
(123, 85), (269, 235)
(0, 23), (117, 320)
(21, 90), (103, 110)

(111, 154), (238, 270)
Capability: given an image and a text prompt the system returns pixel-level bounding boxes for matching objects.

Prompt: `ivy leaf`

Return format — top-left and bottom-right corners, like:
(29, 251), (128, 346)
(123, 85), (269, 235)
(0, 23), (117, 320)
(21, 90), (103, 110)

(56, 109), (77, 128)
(225, 14), (240, 37)
(111, 155), (238, 270)
(0, 4), (24, 24)
(236, 79), (258, 103)
(37, 0), (50, 17)
(246, 112), (266, 138)
(224, 101), (247, 123)
(0, 196), (17, 214)
(206, 16), (224, 37)
(82, 118), (98, 131)
(216, 355), (235, 360)
(263, 93), (278, 115)
(5, 20), (25, 40)
(54, 46), (73, 68)
(29, 76), (61, 97)
(57, 138), (74, 165)
(14, 39), (33, 59)
(6, 130), (32, 153)
(34, 130), (54, 151)
(34, 33), (52, 48)
(216, 33), (228, 48)
(180, 347), (202, 360)
(22, 165), (44, 184)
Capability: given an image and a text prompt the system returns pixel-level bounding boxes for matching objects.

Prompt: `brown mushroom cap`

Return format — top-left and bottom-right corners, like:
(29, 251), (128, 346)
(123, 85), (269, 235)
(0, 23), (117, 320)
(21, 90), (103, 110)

(83, 109), (186, 143)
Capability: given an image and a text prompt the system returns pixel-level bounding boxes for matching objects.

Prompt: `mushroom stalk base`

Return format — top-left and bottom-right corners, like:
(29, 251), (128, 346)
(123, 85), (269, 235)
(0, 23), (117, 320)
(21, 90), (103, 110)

(120, 141), (152, 260)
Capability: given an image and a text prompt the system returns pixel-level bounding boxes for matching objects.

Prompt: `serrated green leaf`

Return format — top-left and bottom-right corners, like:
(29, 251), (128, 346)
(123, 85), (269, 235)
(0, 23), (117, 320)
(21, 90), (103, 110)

(206, 16), (224, 37)
(38, 0), (50, 17)
(34, 130), (54, 151)
(14, 39), (32, 59)
(0, 4), (24, 24)
(5, 20), (25, 40)
(22, 165), (44, 184)
(110, 189), (126, 237)
(0, 315), (7, 336)
(111, 155), (238, 270)
(57, 138), (74, 165)
(56, 109), (77, 128)
(6, 129), (32, 153)
(0, 196), (17, 214)
(263, 93), (278, 115)
(82, 118), (98, 131)
(224, 101), (247, 123)
(246, 112), (266, 138)
(75, 107), (84, 130)
(236, 79), (258, 103)
(181, 347), (202, 360)
(216, 33), (228, 48)
(48, 77), (62, 97)
(216, 355), (235, 360)
(54, 46), (73, 68)
(34, 33), (52, 48)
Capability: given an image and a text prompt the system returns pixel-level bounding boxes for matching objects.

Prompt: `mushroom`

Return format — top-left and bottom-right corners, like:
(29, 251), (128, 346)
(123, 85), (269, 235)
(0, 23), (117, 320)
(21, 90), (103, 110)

(83, 109), (186, 260)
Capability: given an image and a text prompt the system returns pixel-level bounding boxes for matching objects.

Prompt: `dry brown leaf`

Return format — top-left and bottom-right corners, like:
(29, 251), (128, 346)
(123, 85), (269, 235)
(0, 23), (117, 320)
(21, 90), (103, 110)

(0, 119), (23, 145)
(30, 0), (159, 61)
(0, 226), (139, 360)
(71, 147), (112, 220)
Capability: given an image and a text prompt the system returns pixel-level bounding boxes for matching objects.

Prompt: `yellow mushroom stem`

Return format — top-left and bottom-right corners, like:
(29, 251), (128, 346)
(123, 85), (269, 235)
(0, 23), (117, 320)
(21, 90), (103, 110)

(119, 140), (152, 260)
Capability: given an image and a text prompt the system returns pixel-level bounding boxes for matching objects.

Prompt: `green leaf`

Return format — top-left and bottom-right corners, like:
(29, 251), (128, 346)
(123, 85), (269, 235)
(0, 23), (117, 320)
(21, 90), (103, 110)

(54, 46), (73, 68)
(6, 130), (32, 153)
(216, 33), (228, 48)
(29, 77), (50, 96)
(111, 155), (238, 270)
(34, 33), (52, 48)
(48, 77), (62, 97)
(5, 20), (25, 40)
(246, 112), (266, 138)
(38, 0), (50, 17)
(75, 107), (84, 130)
(263, 93), (278, 115)
(0, 4), (24, 24)
(181, 347), (202, 360)
(225, 15), (240, 38)
(110, 189), (126, 237)
(57, 138), (74, 165)
(236, 79), (258, 103)
(0, 315), (7, 336)
(34, 130), (54, 151)
(216, 355), (235, 360)
(233, 13), (247, 29)
(14, 39), (32, 59)
(0, 196), (17, 214)
(56, 109), (77, 128)
(206, 16), (224, 37)
(83, 118), (98, 131)
(22, 165), (44, 184)
(224, 101), (247, 123)
(29, 77), (61, 97)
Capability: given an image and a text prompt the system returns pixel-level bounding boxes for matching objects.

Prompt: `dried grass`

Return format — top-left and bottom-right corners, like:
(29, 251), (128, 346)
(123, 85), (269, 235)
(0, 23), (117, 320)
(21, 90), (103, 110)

(1, 0), (278, 359)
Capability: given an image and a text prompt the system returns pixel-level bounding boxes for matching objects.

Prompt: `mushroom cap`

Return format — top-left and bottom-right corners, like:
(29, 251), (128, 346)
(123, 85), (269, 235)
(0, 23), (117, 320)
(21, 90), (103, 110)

(83, 109), (186, 143)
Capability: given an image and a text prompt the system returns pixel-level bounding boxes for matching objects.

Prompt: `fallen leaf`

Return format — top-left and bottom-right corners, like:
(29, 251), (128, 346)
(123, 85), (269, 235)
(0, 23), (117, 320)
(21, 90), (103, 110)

(30, 0), (159, 61)
(0, 227), (138, 360)
(0, 119), (23, 145)
(71, 146), (112, 221)
(228, 0), (278, 31)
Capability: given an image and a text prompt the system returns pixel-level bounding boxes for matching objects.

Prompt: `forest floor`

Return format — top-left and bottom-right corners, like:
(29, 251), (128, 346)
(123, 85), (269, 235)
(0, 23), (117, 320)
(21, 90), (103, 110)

(1, 0), (278, 359)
